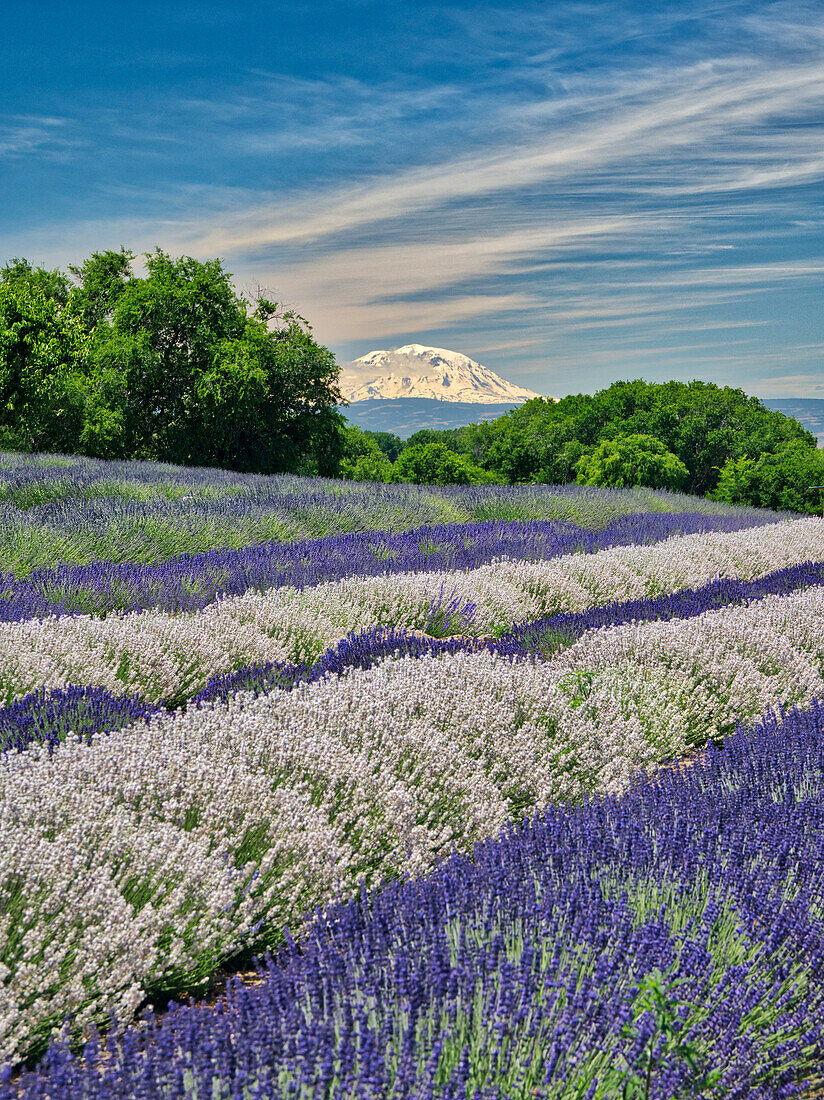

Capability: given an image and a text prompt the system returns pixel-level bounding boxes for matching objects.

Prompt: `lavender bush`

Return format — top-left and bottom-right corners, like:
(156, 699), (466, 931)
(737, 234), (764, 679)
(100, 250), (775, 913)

(0, 450), (784, 575)
(0, 518), (820, 707)
(4, 552), (824, 757)
(0, 450), (818, 1092)
(4, 586), (824, 1063)
(0, 686), (157, 754)
(6, 698), (824, 1097)
(0, 511), (773, 621)
(195, 556), (824, 704)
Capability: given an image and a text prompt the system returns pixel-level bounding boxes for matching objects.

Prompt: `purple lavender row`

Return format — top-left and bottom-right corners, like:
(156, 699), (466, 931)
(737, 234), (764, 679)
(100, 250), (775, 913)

(9, 699), (824, 1098)
(194, 557), (824, 704)
(0, 686), (157, 755)
(7, 556), (824, 756)
(0, 510), (774, 621)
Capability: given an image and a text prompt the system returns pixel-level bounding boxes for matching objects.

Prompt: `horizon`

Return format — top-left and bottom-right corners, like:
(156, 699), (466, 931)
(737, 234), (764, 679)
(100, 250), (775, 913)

(2, 1), (822, 399)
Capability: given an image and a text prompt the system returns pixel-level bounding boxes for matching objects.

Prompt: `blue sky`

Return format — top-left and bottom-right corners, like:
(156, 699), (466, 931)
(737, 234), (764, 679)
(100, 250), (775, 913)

(2, 0), (823, 398)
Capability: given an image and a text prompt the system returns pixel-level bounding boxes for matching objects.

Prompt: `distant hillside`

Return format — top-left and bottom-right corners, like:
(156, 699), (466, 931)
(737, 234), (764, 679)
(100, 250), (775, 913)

(343, 398), (526, 438)
(762, 399), (824, 444)
(345, 395), (824, 444)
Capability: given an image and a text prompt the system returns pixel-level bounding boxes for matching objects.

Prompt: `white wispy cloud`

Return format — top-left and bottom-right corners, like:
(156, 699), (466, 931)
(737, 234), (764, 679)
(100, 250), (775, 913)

(0, 116), (75, 160)
(170, 54), (824, 257)
(133, 24), (823, 355)
(1, 0), (822, 395)
(754, 371), (824, 397)
(179, 74), (463, 154)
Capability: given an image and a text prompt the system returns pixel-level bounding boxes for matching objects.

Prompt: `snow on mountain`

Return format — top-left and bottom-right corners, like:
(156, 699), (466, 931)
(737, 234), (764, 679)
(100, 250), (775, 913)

(340, 344), (544, 405)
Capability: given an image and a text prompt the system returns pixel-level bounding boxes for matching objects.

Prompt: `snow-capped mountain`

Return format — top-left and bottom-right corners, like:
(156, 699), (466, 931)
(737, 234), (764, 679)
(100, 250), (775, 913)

(341, 344), (543, 405)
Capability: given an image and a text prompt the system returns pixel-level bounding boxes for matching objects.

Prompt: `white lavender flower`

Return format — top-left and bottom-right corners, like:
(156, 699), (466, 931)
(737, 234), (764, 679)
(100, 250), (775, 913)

(0, 517), (821, 706)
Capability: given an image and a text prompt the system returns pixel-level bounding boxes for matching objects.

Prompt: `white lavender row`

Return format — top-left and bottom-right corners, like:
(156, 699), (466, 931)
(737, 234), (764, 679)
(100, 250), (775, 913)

(13, 699), (824, 1098)
(6, 553), (824, 755)
(0, 517), (820, 706)
(3, 584), (824, 1064)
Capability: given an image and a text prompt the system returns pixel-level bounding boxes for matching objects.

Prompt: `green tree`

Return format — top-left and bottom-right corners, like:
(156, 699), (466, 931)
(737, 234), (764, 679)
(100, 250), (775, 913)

(475, 382), (815, 495)
(391, 441), (494, 485)
(363, 429), (404, 461)
(711, 442), (824, 513)
(0, 248), (344, 473)
(575, 433), (689, 490)
(68, 247), (135, 329)
(338, 425), (392, 481)
(0, 267), (89, 453)
(484, 398), (581, 482)
(405, 422), (501, 467)
(599, 379), (812, 496)
(1, 257), (71, 305)
(87, 249), (343, 473)
(404, 427), (460, 453)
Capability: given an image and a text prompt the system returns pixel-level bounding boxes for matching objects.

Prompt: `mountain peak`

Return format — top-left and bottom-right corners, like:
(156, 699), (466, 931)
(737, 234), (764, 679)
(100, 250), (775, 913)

(341, 344), (545, 405)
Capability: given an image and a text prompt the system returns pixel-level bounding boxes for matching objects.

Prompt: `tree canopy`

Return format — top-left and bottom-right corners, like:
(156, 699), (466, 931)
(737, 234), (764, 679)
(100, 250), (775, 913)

(337, 424), (394, 482)
(3, 254), (819, 508)
(0, 248), (343, 474)
(575, 433), (689, 491)
(391, 441), (494, 486)
(0, 259), (88, 454)
(710, 442), (824, 514)
(393, 379), (816, 500)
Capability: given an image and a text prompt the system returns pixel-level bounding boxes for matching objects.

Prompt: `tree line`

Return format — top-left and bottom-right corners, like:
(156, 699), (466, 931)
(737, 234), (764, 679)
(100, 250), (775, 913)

(342, 380), (824, 514)
(2, 248), (822, 512)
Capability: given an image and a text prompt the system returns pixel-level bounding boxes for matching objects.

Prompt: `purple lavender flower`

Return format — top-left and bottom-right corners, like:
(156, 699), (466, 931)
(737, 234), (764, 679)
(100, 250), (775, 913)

(0, 511), (769, 622)
(6, 698), (824, 1097)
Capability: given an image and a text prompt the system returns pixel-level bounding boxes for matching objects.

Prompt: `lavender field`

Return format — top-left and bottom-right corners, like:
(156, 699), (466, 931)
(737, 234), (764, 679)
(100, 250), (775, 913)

(3, 452), (824, 1097)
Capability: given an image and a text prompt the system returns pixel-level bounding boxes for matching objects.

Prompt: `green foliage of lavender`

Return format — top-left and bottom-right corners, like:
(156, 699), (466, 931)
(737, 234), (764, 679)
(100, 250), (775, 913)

(4, 574), (824, 1066)
(8, 701), (824, 1097)
(0, 450), (783, 576)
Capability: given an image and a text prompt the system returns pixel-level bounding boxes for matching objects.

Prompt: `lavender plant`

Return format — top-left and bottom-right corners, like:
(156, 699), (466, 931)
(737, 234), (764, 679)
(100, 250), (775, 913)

(195, 557), (824, 703)
(0, 511), (766, 621)
(6, 699), (824, 1097)
(0, 450), (783, 575)
(0, 450), (816, 1090)
(3, 552), (823, 757)
(5, 584), (824, 1063)
(0, 686), (158, 754)
(0, 518), (820, 707)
